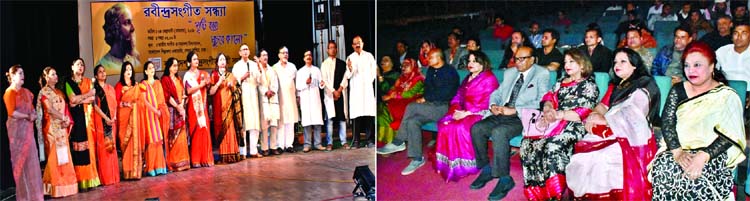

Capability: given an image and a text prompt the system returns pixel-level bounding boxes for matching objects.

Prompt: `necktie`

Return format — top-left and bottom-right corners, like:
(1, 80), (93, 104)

(505, 73), (524, 107)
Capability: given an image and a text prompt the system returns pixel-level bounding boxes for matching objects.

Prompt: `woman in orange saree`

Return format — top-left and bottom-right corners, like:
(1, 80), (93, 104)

(160, 57), (191, 172)
(38, 67), (78, 198)
(184, 51), (214, 167)
(210, 53), (241, 163)
(139, 61), (169, 176)
(90, 64), (120, 185)
(116, 61), (142, 180)
(64, 58), (100, 190)
(4, 65), (44, 200)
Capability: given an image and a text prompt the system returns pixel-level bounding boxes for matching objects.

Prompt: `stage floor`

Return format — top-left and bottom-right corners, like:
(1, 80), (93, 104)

(54, 147), (374, 200)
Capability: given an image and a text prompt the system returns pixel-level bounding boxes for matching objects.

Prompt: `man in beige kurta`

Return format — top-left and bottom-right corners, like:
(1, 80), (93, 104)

(257, 49), (280, 156)
(272, 46), (299, 154)
(232, 44), (262, 158)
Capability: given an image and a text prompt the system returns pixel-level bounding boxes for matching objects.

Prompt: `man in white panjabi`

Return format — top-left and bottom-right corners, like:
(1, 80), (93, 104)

(272, 46), (299, 154)
(257, 49), (280, 156)
(346, 36), (377, 148)
(321, 41), (350, 151)
(296, 51), (326, 152)
(232, 44), (263, 159)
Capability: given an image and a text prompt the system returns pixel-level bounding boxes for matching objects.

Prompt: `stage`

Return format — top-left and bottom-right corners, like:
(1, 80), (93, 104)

(53, 147), (374, 200)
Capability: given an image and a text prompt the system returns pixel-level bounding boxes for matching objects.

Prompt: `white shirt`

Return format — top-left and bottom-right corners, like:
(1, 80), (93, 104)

(346, 50), (377, 118)
(272, 61), (299, 124)
(232, 59), (261, 130)
(295, 65), (325, 126)
(647, 4), (663, 22)
(717, 44), (750, 91)
(321, 57), (350, 119)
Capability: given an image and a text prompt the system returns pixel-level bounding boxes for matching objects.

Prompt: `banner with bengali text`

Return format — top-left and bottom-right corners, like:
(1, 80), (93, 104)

(91, 1), (255, 75)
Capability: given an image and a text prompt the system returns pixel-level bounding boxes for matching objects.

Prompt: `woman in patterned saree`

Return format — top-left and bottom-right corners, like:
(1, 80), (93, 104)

(650, 41), (746, 200)
(435, 51), (499, 181)
(38, 67), (78, 197)
(139, 61), (169, 176)
(161, 57), (191, 171)
(210, 53), (241, 163)
(4, 65), (44, 200)
(520, 48), (599, 200)
(566, 48), (660, 200)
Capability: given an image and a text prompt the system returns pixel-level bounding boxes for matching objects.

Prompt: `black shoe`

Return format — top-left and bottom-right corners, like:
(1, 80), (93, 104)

(350, 141), (360, 149)
(271, 149), (281, 155)
(285, 147), (295, 153)
(261, 150), (270, 156)
(488, 176), (515, 201)
(470, 171), (494, 190)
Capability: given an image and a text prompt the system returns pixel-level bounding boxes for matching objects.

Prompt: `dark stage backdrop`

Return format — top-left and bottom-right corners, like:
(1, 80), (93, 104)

(0, 0), (79, 190)
(0, 0), (373, 191)
(259, 0), (374, 66)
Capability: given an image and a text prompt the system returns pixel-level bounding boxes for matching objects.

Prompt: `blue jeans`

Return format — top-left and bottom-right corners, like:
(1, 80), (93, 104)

(326, 119), (347, 146)
(303, 125), (322, 147)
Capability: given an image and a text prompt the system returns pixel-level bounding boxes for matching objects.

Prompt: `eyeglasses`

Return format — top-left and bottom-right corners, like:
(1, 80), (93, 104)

(514, 56), (532, 62)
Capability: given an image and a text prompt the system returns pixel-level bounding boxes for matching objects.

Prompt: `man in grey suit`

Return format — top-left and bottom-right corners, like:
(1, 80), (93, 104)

(469, 46), (550, 201)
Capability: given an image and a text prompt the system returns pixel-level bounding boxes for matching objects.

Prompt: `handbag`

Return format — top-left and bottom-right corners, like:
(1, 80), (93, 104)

(520, 108), (561, 138)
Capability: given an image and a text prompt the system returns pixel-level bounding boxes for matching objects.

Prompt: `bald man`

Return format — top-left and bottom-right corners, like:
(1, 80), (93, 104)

(470, 46), (550, 200)
(377, 48), (460, 176)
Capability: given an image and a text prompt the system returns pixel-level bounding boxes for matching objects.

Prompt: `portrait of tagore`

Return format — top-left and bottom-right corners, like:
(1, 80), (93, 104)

(98, 3), (141, 74)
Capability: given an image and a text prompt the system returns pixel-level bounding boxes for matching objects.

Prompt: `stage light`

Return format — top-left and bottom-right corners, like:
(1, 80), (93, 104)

(352, 165), (374, 200)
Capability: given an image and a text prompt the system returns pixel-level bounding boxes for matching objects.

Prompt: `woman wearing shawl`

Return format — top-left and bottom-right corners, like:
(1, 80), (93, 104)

(435, 51), (499, 181)
(90, 64), (120, 185)
(520, 48), (599, 200)
(161, 58), (191, 171)
(63, 58), (100, 190)
(4, 65), (44, 200)
(650, 42), (745, 200)
(566, 48), (660, 200)
(116, 61), (142, 180)
(210, 53), (241, 163)
(38, 67), (78, 197)
(184, 51), (214, 167)
(379, 58), (424, 144)
(376, 56), (401, 144)
(139, 61), (169, 176)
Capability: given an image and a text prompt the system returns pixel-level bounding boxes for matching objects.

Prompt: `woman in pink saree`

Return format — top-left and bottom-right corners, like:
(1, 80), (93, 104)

(566, 48), (660, 200)
(4, 65), (44, 200)
(435, 51), (499, 181)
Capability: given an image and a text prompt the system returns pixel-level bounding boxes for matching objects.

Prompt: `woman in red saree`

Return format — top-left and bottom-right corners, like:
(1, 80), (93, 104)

(210, 53), (241, 163)
(116, 61), (142, 180)
(379, 58), (424, 143)
(90, 64), (120, 185)
(184, 51), (214, 167)
(4, 65), (44, 200)
(38, 67), (78, 197)
(139, 61), (169, 176)
(161, 57), (191, 172)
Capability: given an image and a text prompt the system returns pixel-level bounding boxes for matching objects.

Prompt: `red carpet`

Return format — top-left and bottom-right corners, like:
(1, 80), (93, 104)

(377, 131), (526, 200)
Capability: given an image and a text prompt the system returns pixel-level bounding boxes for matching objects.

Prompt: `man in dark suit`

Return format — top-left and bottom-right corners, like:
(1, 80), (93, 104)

(469, 46), (551, 201)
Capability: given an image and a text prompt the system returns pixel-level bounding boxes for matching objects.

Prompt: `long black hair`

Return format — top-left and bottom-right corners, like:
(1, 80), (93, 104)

(611, 48), (660, 125)
(142, 60), (159, 82)
(118, 61), (136, 86)
(161, 57), (179, 79)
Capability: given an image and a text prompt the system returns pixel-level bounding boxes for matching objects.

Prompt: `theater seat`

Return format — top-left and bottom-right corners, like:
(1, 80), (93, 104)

(457, 69), (469, 83)
(492, 69), (505, 83)
(593, 72), (610, 102)
(653, 76), (672, 114)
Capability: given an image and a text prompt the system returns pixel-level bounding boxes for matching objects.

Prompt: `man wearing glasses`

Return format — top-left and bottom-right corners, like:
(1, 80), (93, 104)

(232, 44), (263, 159)
(469, 46), (550, 201)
